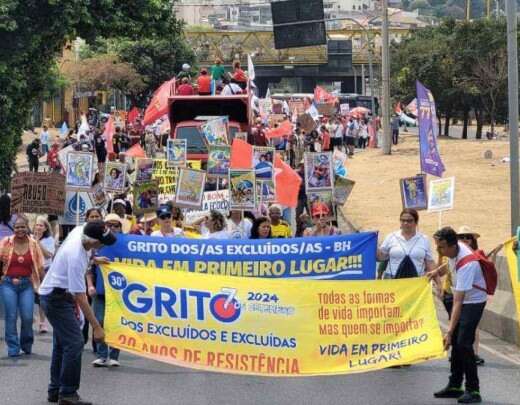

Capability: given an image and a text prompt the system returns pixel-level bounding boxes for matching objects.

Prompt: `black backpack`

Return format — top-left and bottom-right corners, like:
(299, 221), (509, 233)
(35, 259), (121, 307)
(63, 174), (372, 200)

(393, 236), (420, 279)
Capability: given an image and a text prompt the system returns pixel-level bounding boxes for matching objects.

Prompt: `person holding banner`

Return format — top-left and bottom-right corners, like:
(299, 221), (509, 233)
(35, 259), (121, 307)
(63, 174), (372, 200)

(268, 204), (291, 238)
(250, 216), (272, 239)
(377, 209), (436, 280)
(0, 216), (45, 357)
(33, 216), (56, 334)
(87, 214), (122, 368)
(39, 221), (117, 405)
(151, 205), (184, 237)
(430, 227), (487, 404)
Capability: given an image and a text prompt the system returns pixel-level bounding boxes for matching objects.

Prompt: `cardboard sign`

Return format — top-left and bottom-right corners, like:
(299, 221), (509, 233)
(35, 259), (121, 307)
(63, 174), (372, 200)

(11, 172), (66, 215)
(297, 113), (317, 133)
(288, 100), (305, 115)
(268, 114), (286, 127)
(316, 103), (337, 117)
(152, 159), (178, 201)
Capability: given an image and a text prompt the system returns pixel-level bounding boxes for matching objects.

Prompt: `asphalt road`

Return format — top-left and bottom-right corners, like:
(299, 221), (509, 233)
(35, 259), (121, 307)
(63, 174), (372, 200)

(1, 318), (519, 405)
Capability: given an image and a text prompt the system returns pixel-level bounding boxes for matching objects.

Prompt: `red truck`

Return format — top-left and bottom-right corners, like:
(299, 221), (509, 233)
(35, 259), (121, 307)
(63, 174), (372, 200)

(168, 86), (252, 164)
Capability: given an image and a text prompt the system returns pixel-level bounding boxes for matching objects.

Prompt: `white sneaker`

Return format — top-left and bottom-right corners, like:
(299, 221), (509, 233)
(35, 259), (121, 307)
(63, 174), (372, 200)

(92, 358), (108, 367)
(108, 359), (120, 367)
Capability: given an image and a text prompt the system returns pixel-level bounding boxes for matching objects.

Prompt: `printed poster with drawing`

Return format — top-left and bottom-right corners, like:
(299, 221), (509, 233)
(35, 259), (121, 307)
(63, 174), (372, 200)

(229, 170), (256, 210)
(207, 145), (231, 177)
(133, 181), (159, 214)
(90, 183), (107, 208)
(428, 177), (455, 212)
(253, 146), (274, 181)
(166, 139), (187, 168)
(256, 180), (276, 203)
(66, 152), (94, 190)
(308, 190), (335, 221)
(201, 117), (229, 146)
(174, 168), (206, 209)
(400, 174), (428, 211)
(304, 152), (334, 191)
(104, 162), (127, 193)
(135, 158), (154, 184)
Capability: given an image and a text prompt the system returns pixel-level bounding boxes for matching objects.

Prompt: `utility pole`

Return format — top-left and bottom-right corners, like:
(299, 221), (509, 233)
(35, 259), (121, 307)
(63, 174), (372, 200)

(465, 0), (471, 20)
(506, 0), (519, 235)
(381, 0), (391, 154)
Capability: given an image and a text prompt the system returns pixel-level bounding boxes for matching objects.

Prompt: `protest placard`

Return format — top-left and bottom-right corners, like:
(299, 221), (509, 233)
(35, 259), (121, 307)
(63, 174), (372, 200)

(183, 190), (230, 224)
(133, 181), (159, 214)
(174, 168), (206, 209)
(253, 146), (274, 181)
(428, 177), (455, 212)
(308, 190), (335, 220)
(297, 113), (317, 133)
(268, 114), (286, 127)
(11, 172), (66, 215)
(340, 103), (350, 115)
(316, 103), (337, 116)
(135, 158), (154, 184)
(288, 100), (305, 115)
(305, 152), (334, 191)
(166, 139), (187, 168)
(152, 159), (178, 201)
(201, 117), (229, 146)
(102, 263), (443, 376)
(65, 152), (94, 190)
(62, 191), (94, 225)
(104, 162), (127, 193)
(334, 177), (355, 206)
(229, 170), (256, 210)
(207, 145), (231, 177)
(400, 175), (428, 211)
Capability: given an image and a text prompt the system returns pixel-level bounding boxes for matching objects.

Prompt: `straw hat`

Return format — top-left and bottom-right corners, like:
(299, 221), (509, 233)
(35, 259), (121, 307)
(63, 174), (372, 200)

(457, 225), (480, 239)
(140, 212), (157, 224)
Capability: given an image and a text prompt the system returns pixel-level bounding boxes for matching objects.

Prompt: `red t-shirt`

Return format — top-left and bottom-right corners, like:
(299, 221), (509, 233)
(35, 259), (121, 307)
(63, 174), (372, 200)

(7, 250), (33, 278)
(197, 75), (211, 94)
(233, 68), (247, 83)
(321, 130), (331, 151)
(177, 84), (194, 95)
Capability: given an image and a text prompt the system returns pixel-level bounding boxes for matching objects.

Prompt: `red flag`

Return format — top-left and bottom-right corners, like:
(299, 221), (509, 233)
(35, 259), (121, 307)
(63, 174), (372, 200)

(314, 86), (337, 104)
(143, 79), (174, 125)
(265, 120), (293, 139)
(274, 155), (301, 208)
(125, 143), (146, 158)
(127, 107), (140, 124)
(104, 116), (115, 155)
(230, 139), (253, 169)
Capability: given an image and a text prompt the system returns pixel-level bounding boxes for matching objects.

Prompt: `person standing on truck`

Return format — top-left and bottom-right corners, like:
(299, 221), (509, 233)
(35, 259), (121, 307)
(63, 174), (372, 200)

(232, 61), (248, 90)
(197, 68), (211, 95)
(210, 58), (226, 91)
(177, 77), (194, 96)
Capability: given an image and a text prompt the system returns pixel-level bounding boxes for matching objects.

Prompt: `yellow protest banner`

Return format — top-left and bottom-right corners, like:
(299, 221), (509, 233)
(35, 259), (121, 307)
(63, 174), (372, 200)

(102, 263), (444, 375)
(504, 238), (520, 333)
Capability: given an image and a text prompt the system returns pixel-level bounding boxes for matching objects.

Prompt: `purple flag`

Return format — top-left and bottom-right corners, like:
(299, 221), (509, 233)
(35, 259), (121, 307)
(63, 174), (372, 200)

(416, 81), (445, 177)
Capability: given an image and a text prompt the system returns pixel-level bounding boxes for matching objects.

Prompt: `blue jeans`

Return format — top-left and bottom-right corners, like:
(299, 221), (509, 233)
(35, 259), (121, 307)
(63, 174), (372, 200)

(40, 292), (83, 397)
(0, 277), (34, 356)
(93, 295), (119, 360)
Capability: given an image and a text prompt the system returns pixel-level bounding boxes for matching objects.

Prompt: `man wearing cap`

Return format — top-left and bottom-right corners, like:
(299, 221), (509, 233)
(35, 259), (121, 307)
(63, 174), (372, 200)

(151, 205), (184, 237)
(39, 221), (117, 405)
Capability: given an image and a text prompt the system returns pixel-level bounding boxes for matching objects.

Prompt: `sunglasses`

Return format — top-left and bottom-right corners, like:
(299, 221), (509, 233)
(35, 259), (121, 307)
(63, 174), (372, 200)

(107, 222), (122, 229)
(159, 214), (172, 220)
(457, 234), (474, 241)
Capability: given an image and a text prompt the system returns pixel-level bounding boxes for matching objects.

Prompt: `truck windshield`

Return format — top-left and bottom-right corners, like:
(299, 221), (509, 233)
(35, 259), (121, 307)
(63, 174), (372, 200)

(177, 127), (207, 154)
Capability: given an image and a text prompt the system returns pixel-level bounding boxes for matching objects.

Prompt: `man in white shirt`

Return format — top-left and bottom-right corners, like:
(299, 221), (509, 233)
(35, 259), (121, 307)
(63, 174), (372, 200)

(40, 125), (50, 156)
(430, 227), (487, 404)
(39, 221), (116, 405)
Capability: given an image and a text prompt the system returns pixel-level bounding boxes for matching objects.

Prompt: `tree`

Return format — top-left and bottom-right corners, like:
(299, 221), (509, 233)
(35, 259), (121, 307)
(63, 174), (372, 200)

(0, 0), (189, 191)
(62, 54), (146, 94)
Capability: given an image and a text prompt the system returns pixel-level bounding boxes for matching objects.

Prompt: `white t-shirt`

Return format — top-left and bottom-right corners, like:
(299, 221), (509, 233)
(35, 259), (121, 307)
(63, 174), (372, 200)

(227, 218), (252, 239)
(449, 242), (487, 304)
(380, 231), (434, 277)
(39, 230), (89, 295)
(39, 236), (56, 269)
(203, 229), (231, 240)
(221, 83), (242, 96)
(151, 228), (184, 238)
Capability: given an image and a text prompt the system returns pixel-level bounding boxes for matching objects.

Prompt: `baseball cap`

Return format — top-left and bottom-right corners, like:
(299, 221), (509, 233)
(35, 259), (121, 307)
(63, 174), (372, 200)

(156, 204), (172, 218)
(83, 220), (117, 246)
